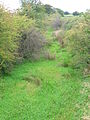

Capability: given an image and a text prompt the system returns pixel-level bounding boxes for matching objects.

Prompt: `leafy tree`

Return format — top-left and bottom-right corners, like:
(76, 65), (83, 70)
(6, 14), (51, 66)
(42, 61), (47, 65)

(20, 0), (47, 30)
(56, 8), (64, 17)
(73, 11), (80, 16)
(21, 0), (40, 5)
(44, 4), (55, 14)
(64, 11), (70, 15)
(20, 0), (43, 19)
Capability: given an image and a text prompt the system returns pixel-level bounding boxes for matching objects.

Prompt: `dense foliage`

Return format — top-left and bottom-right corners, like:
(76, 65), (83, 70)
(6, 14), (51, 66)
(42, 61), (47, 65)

(0, 5), (36, 74)
(62, 11), (90, 72)
(0, 1), (89, 75)
(19, 28), (46, 60)
(0, 1), (90, 119)
(0, 6), (18, 73)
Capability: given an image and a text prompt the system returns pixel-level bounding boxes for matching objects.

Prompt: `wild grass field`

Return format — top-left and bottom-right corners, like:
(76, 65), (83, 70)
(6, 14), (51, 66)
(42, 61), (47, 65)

(0, 46), (89, 120)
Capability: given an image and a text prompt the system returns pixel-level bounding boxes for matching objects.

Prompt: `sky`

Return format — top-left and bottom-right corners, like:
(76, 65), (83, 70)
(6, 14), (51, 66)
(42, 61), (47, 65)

(0, 0), (90, 12)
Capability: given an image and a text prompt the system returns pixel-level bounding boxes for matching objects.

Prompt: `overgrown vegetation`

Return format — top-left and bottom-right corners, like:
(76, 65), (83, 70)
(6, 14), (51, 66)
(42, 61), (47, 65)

(0, 0), (90, 119)
(18, 28), (46, 60)
(62, 11), (90, 72)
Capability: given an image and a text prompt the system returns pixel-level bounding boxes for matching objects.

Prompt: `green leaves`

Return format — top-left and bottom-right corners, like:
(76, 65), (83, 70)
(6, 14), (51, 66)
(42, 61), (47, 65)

(0, 4), (36, 73)
(63, 12), (90, 69)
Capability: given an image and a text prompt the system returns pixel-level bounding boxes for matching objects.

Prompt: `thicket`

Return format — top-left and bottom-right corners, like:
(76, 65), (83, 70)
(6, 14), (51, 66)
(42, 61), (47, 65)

(0, 0), (63, 74)
(0, 4), (37, 74)
(62, 11), (90, 73)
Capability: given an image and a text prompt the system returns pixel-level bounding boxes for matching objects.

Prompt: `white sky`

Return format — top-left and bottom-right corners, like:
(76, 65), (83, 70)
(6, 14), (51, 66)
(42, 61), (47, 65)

(0, 0), (90, 12)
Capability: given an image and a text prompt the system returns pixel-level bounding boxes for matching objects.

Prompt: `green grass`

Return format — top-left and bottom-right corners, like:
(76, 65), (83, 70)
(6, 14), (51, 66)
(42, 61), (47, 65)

(45, 28), (54, 40)
(0, 29), (89, 120)
(0, 57), (89, 120)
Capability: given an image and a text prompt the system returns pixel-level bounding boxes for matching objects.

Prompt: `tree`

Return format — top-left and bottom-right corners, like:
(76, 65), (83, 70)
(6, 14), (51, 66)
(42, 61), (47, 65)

(44, 4), (55, 14)
(56, 8), (64, 17)
(64, 11), (70, 15)
(73, 11), (80, 16)
(21, 0), (40, 5)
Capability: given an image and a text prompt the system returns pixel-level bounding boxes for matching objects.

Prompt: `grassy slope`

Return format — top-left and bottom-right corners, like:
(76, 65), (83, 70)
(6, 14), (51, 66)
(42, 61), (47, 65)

(0, 29), (89, 120)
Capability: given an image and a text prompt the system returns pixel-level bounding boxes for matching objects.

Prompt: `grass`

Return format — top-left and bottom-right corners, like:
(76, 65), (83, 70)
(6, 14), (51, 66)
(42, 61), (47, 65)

(45, 27), (54, 40)
(0, 29), (89, 120)
(0, 55), (89, 120)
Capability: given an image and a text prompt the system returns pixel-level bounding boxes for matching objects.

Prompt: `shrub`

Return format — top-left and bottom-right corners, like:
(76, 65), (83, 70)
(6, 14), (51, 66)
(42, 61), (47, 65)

(46, 13), (62, 30)
(52, 16), (61, 30)
(0, 5), (35, 74)
(0, 6), (18, 74)
(63, 11), (90, 70)
(18, 28), (46, 60)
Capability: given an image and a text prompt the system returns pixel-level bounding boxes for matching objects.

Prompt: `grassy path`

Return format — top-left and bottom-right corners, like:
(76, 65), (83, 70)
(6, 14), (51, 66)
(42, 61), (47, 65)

(0, 59), (89, 120)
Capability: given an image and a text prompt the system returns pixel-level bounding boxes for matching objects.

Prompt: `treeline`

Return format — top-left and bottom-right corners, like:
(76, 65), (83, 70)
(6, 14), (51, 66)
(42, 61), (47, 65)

(64, 11), (83, 16)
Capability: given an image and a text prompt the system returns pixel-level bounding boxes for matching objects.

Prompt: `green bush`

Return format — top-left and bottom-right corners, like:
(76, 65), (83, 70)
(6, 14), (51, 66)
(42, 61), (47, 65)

(0, 5), (35, 74)
(63, 11), (90, 70)
(0, 6), (18, 74)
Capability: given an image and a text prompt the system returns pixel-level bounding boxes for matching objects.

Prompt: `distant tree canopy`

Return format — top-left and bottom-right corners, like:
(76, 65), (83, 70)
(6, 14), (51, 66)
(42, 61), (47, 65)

(20, 0), (64, 18)
(73, 11), (80, 16)
(44, 5), (64, 16)
(21, 0), (40, 5)
(19, 0), (64, 30)
(56, 8), (64, 17)
(44, 4), (55, 14)
(64, 11), (70, 15)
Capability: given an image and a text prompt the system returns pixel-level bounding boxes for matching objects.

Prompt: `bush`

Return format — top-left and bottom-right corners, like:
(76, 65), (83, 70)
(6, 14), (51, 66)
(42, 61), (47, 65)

(46, 13), (62, 30)
(63, 11), (90, 70)
(52, 16), (61, 30)
(0, 5), (35, 74)
(18, 28), (46, 60)
(0, 6), (18, 74)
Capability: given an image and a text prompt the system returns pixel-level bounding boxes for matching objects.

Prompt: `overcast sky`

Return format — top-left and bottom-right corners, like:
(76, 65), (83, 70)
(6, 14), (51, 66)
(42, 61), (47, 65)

(0, 0), (90, 12)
